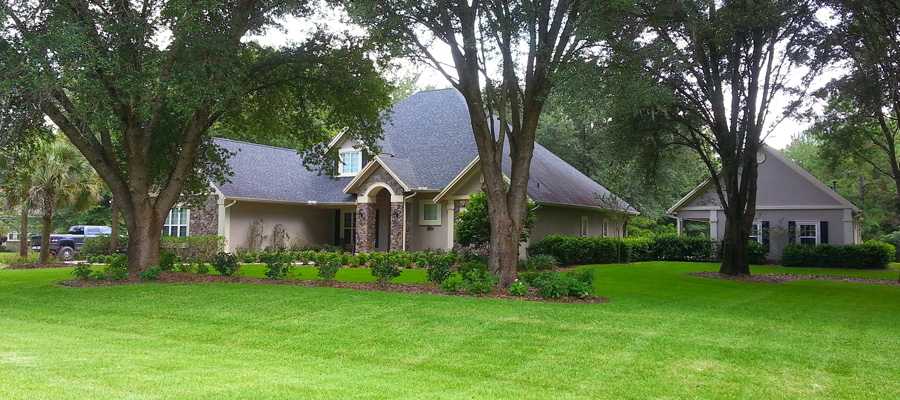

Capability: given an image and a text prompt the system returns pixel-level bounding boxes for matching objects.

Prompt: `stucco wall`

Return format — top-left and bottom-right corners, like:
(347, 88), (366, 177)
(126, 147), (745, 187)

(227, 201), (334, 250)
(529, 206), (624, 243)
(407, 193), (450, 252)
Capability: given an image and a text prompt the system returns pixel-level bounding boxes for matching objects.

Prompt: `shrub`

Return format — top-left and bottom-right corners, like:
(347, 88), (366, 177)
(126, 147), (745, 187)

(317, 254), (342, 281)
(781, 241), (894, 269)
(159, 235), (226, 263)
(369, 253), (401, 283)
(527, 269), (595, 299)
(82, 234), (128, 257)
(528, 234), (717, 265)
(424, 254), (455, 284)
(526, 235), (621, 265)
(439, 277), (465, 292)
(72, 262), (93, 279)
(509, 281), (528, 296)
(140, 266), (162, 281)
(878, 231), (900, 261)
(96, 255), (128, 280)
(522, 254), (559, 271)
(621, 237), (653, 262)
(210, 252), (241, 276)
(458, 261), (498, 294)
(159, 251), (178, 271)
(260, 252), (294, 279)
(650, 235), (714, 261)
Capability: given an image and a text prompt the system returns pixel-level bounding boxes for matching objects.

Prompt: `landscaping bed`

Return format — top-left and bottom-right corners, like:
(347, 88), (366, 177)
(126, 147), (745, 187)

(4, 262), (74, 270)
(687, 271), (900, 286)
(58, 271), (609, 304)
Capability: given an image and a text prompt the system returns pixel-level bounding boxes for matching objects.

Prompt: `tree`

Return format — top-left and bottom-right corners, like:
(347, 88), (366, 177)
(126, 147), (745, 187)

(341, 0), (595, 286)
(811, 1), (900, 213)
(455, 191), (536, 248)
(598, 0), (820, 275)
(1, 1), (392, 273)
(25, 138), (102, 263)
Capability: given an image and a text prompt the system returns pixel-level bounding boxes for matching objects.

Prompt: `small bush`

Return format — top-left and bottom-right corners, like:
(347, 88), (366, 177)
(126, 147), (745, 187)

(509, 281), (528, 296)
(82, 235), (128, 257)
(781, 241), (894, 269)
(72, 262), (93, 279)
(369, 253), (401, 283)
(458, 261), (498, 294)
(159, 235), (226, 263)
(522, 254), (559, 271)
(195, 262), (210, 275)
(96, 255), (128, 280)
(527, 269), (595, 299)
(424, 254), (455, 284)
(439, 277), (465, 292)
(211, 252), (241, 276)
(159, 251), (178, 271)
(317, 254), (342, 281)
(140, 266), (162, 281)
(260, 252), (294, 279)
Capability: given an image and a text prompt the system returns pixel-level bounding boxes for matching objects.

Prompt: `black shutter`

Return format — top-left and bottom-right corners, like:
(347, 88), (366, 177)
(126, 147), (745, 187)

(788, 221), (796, 244)
(820, 221), (828, 244)
(334, 210), (341, 246)
(762, 221), (770, 248)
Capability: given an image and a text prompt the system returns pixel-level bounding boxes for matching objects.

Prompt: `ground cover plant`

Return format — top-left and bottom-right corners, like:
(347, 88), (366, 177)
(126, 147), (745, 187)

(0, 262), (898, 398)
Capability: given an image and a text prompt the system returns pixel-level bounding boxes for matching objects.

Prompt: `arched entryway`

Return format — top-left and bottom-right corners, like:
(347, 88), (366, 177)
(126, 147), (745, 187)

(355, 183), (406, 253)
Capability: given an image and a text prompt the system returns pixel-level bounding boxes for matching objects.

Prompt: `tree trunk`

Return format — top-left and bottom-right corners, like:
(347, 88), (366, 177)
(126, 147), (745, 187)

(488, 212), (519, 287)
(39, 212), (52, 264)
(719, 214), (751, 275)
(123, 202), (164, 275)
(18, 204), (28, 258)
(109, 200), (119, 255)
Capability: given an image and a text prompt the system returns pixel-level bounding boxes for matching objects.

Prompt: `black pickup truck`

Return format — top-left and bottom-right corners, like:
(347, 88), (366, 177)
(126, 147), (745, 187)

(31, 225), (112, 261)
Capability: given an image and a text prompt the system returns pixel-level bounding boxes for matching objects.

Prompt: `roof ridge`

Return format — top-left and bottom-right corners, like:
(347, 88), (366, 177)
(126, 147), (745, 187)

(212, 137), (300, 153)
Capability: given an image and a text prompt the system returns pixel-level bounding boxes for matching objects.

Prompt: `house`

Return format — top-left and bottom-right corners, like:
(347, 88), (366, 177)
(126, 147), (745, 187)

(177, 88), (636, 254)
(667, 144), (862, 260)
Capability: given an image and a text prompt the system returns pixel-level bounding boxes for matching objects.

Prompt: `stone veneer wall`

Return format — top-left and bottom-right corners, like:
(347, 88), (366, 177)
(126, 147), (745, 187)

(355, 203), (376, 253)
(190, 195), (219, 236)
(389, 202), (403, 251)
(358, 168), (405, 197)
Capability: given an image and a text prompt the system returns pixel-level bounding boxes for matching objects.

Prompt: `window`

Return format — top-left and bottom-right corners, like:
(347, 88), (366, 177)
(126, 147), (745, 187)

(798, 222), (818, 245)
(602, 219), (609, 237)
(581, 216), (588, 237)
(340, 151), (361, 176)
(163, 207), (189, 237)
(7, 232), (18, 242)
(749, 222), (763, 243)
(343, 211), (356, 244)
(420, 201), (441, 225)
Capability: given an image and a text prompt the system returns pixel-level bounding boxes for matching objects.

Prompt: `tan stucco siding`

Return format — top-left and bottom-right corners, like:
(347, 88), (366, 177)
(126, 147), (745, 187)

(407, 193), (450, 252)
(530, 206), (623, 243)
(227, 202), (334, 250)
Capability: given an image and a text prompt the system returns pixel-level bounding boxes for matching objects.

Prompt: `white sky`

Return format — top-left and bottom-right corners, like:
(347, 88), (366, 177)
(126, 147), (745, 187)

(253, 15), (839, 150)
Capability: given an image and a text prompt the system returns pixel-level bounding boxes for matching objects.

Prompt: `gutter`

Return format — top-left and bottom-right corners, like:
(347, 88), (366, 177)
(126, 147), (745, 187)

(402, 192), (417, 251)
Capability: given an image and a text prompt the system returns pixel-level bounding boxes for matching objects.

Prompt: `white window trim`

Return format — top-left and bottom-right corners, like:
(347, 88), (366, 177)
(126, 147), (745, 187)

(163, 206), (190, 237)
(338, 149), (362, 177)
(749, 222), (763, 243)
(341, 211), (356, 240)
(602, 219), (609, 238)
(797, 221), (820, 245)
(419, 201), (442, 226)
(7, 232), (19, 242)
(581, 216), (589, 237)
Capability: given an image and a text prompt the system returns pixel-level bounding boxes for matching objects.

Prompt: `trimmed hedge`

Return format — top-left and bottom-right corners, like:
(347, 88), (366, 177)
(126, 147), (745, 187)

(527, 234), (769, 266)
(781, 241), (894, 269)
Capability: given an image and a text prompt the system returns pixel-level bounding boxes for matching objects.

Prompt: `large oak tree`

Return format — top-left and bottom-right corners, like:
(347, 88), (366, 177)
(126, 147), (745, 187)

(341, 0), (596, 286)
(1, 0), (391, 273)
(599, 0), (820, 275)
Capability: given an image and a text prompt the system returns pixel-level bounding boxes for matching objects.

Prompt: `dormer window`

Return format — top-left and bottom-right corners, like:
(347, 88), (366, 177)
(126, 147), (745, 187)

(340, 150), (362, 176)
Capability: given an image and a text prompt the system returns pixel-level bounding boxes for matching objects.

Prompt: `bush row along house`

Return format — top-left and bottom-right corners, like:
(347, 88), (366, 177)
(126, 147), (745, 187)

(172, 89), (637, 254)
(668, 144), (862, 261)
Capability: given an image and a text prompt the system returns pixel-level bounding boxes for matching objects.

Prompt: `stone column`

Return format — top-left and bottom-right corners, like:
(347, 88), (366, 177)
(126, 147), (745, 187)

(355, 202), (375, 253)
(389, 202), (404, 251)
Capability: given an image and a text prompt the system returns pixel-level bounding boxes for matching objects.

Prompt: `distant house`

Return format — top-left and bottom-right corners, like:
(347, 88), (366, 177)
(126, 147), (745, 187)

(173, 88), (636, 254)
(668, 144), (862, 261)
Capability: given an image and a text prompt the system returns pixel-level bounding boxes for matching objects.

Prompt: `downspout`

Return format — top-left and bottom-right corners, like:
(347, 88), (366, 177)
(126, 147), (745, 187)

(402, 192), (417, 251)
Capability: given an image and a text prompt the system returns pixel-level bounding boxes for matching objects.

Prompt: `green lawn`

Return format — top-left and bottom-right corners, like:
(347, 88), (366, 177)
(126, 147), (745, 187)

(0, 262), (898, 399)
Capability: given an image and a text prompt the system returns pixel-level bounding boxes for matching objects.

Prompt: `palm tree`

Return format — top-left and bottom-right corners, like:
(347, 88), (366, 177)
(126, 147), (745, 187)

(26, 138), (101, 263)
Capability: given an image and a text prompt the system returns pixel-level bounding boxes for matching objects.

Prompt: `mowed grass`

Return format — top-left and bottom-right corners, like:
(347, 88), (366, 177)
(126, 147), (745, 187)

(0, 262), (898, 399)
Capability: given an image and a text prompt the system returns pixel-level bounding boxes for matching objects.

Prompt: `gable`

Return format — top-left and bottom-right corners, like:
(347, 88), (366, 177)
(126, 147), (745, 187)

(671, 145), (858, 212)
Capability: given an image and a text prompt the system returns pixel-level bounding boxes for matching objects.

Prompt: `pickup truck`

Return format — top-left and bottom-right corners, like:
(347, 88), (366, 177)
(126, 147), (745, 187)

(31, 225), (112, 261)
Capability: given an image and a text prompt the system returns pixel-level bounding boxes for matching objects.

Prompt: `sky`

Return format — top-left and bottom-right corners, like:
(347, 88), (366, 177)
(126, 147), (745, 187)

(252, 15), (841, 150)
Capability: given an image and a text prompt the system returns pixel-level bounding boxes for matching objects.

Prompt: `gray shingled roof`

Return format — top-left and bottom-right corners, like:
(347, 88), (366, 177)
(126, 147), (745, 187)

(212, 138), (355, 204)
(213, 88), (632, 211)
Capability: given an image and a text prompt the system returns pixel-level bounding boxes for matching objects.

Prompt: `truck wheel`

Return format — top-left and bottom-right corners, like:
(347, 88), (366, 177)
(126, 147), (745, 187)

(58, 246), (76, 261)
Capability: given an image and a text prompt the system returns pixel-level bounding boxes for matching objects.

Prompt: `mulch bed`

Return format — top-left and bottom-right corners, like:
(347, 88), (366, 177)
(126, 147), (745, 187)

(687, 271), (900, 286)
(58, 271), (609, 304)
(4, 262), (74, 270)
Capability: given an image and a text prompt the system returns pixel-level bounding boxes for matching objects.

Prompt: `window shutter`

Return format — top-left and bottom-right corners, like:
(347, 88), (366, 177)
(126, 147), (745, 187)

(788, 221), (796, 244)
(762, 221), (770, 248)
(820, 221), (828, 244)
